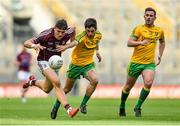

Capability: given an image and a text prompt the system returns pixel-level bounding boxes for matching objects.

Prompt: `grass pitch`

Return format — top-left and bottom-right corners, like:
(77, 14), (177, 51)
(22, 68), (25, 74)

(0, 97), (180, 125)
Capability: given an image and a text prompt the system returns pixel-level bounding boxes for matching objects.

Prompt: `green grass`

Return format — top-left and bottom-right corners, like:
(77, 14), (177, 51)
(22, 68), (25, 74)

(0, 97), (180, 125)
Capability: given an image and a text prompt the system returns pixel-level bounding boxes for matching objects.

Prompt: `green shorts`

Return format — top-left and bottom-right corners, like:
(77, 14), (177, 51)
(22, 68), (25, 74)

(127, 62), (156, 78)
(67, 62), (95, 79)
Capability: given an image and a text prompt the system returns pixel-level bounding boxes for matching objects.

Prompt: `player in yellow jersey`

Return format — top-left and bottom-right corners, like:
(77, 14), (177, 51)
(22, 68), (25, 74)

(119, 7), (165, 117)
(50, 18), (102, 119)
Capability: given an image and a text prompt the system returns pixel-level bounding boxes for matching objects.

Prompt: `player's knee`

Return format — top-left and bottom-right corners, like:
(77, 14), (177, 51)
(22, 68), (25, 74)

(43, 88), (52, 93)
(63, 87), (71, 94)
(144, 80), (153, 89)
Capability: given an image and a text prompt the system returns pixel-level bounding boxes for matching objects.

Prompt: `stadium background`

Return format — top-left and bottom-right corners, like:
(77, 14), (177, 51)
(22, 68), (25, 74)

(0, 0), (180, 125)
(0, 0), (180, 98)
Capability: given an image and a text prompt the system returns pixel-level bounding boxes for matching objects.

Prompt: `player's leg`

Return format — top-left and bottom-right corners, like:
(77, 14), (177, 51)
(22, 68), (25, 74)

(34, 78), (54, 93)
(80, 68), (98, 114)
(134, 65), (155, 117)
(23, 61), (53, 93)
(51, 63), (81, 119)
(23, 75), (53, 93)
(119, 62), (142, 117)
(43, 68), (78, 117)
(119, 76), (137, 116)
(51, 78), (75, 119)
(23, 60), (79, 117)
(23, 61), (62, 93)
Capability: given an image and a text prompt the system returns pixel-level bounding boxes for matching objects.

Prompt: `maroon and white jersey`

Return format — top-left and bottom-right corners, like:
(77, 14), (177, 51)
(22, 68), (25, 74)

(33, 27), (74, 61)
(17, 51), (31, 72)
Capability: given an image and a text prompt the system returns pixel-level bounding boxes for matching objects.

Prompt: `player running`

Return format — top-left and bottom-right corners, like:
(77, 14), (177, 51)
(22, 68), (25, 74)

(23, 19), (79, 117)
(119, 7), (165, 117)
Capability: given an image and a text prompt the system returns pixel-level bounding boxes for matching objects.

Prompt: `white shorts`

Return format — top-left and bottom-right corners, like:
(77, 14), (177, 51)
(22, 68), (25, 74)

(38, 61), (59, 74)
(38, 61), (50, 72)
(17, 70), (31, 81)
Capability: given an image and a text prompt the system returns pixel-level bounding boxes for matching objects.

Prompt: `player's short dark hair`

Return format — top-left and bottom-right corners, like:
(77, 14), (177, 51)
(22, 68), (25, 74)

(145, 7), (156, 16)
(55, 19), (68, 30)
(84, 18), (97, 30)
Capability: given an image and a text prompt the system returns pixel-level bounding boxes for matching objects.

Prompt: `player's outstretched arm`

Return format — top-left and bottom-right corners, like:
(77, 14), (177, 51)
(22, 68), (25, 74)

(56, 40), (78, 52)
(24, 38), (36, 49)
(24, 38), (46, 51)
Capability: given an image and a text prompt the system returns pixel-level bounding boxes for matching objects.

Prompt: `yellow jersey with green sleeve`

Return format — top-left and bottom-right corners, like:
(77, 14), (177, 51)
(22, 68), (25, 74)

(130, 25), (164, 64)
(71, 31), (102, 66)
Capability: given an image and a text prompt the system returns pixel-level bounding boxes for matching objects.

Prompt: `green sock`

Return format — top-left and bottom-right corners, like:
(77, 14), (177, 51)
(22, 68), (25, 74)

(120, 90), (129, 109)
(80, 95), (90, 107)
(135, 88), (150, 108)
(54, 99), (61, 109)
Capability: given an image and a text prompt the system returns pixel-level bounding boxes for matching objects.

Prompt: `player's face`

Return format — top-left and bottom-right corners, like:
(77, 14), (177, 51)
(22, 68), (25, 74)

(85, 27), (96, 38)
(144, 11), (156, 26)
(54, 27), (66, 40)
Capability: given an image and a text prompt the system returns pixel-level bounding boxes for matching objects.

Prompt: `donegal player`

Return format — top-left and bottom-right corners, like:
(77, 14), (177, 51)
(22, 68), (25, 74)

(119, 7), (165, 117)
(50, 18), (102, 119)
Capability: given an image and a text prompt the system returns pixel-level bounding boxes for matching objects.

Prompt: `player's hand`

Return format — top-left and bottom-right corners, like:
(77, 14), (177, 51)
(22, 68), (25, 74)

(156, 56), (161, 66)
(96, 52), (102, 62)
(32, 44), (46, 53)
(139, 39), (149, 46)
(56, 45), (67, 52)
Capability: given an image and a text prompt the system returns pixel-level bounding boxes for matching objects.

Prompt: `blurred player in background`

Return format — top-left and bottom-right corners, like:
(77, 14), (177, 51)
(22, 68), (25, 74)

(50, 18), (102, 119)
(14, 45), (32, 103)
(23, 19), (79, 117)
(119, 7), (165, 117)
